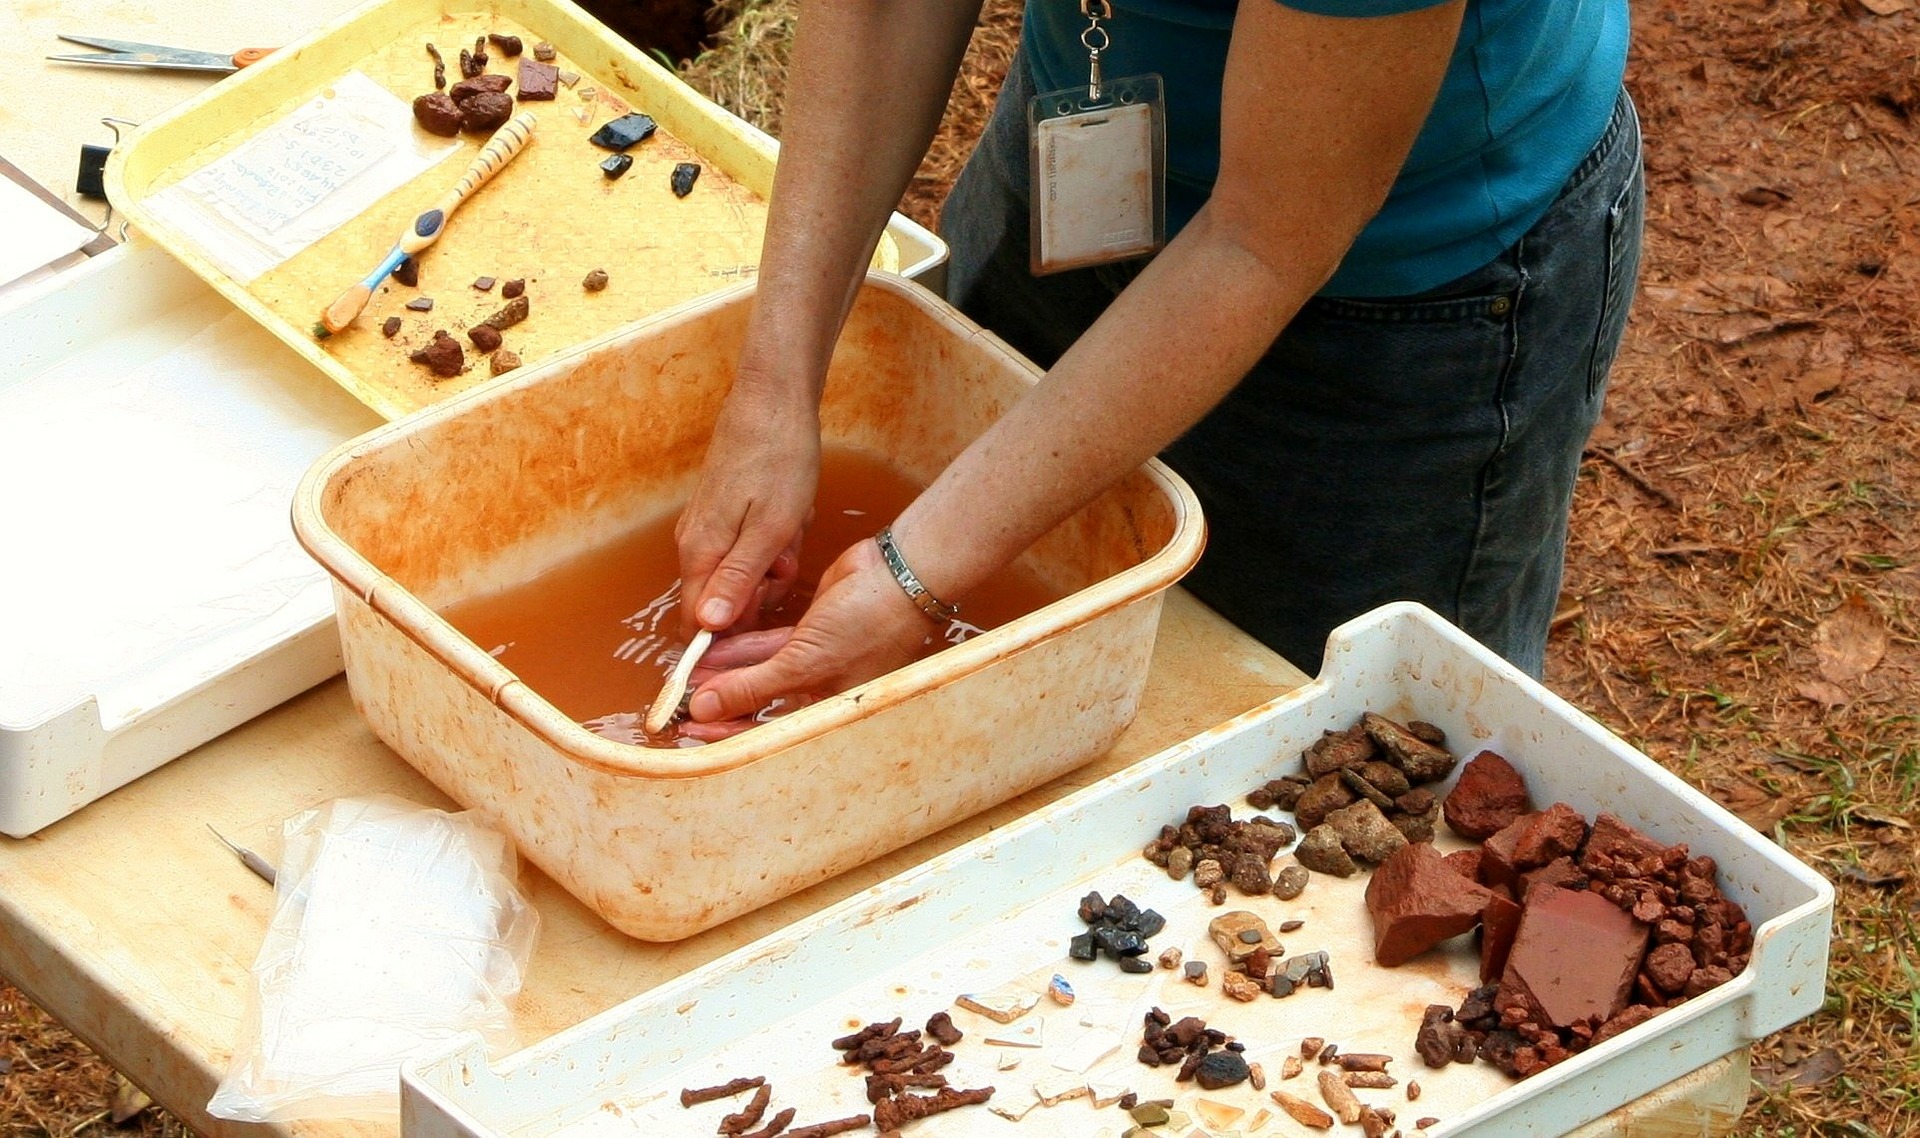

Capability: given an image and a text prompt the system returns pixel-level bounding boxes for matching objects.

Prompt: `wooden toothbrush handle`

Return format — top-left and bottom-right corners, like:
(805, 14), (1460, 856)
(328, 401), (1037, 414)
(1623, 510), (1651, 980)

(400, 112), (538, 256)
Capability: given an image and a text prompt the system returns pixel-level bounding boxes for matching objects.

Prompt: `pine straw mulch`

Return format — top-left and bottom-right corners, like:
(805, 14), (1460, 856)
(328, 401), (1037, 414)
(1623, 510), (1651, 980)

(4, 0), (1915, 1134)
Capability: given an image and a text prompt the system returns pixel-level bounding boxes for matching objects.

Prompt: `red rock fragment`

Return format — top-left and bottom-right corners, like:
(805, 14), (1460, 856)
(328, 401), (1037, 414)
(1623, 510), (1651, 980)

(1497, 886), (1650, 1029)
(1510, 802), (1588, 868)
(1478, 814), (1535, 890)
(1591, 1003), (1658, 1046)
(1479, 891), (1523, 983)
(1519, 856), (1586, 898)
(1365, 843), (1497, 966)
(1443, 750), (1533, 840)
(1443, 848), (1483, 880)
(1580, 813), (1668, 872)
(517, 57), (559, 100)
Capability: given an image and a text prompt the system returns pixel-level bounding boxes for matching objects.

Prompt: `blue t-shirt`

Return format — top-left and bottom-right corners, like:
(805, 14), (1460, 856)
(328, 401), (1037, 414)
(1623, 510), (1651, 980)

(1021, 0), (1628, 296)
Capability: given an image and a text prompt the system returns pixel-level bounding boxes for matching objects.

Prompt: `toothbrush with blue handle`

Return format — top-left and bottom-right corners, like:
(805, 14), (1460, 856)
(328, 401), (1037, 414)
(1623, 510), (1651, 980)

(317, 111), (537, 338)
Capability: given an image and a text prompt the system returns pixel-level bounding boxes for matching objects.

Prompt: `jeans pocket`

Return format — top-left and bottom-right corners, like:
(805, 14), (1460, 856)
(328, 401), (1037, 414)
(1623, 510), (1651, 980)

(1587, 151), (1646, 400)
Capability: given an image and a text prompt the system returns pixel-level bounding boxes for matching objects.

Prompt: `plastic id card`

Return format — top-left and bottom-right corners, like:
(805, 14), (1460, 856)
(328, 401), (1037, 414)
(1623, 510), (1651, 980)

(1028, 74), (1166, 276)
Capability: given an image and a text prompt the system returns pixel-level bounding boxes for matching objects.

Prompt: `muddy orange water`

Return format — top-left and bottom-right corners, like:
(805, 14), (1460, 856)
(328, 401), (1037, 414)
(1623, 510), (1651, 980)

(442, 447), (1065, 746)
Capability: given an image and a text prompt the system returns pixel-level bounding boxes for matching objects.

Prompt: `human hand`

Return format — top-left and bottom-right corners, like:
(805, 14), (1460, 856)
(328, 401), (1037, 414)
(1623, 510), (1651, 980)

(682, 537), (935, 734)
(675, 382), (820, 636)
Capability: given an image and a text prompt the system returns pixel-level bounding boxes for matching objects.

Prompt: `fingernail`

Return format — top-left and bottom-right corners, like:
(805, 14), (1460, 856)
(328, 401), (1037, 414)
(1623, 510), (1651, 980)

(699, 598), (733, 628)
(690, 691), (721, 721)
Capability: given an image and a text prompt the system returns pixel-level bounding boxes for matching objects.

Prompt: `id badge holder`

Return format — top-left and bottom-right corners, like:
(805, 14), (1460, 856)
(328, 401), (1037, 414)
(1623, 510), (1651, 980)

(1028, 73), (1166, 276)
(1027, 3), (1165, 276)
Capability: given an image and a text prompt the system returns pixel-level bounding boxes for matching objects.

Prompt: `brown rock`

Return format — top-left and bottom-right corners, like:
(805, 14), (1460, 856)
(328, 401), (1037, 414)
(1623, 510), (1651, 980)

(1272, 864), (1310, 900)
(1478, 814), (1536, 890)
(1362, 712), (1457, 783)
(1644, 942), (1696, 994)
(1392, 803), (1439, 845)
(582, 268), (609, 292)
(1294, 825), (1358, 877)
(1511, 802), (1588, 868)
(1230, 852), (1274, 895)
(1358, 761), (1412, 798)
(1395, 787), (1436, 816)
(1591, 1003), (1658, 1045)
(1479, 891), (1523, 983)
(1498, 886), (1650, 1028)
(1364, 843), (1496, 966)
(1294, 773), (1357, 829)
(1442, 750), (1532, 840)
(1304, 726), (1376, 777)
(458, 90), (514, 133)
(467, 323), (503, 352)
(484, 294), (530, 329)
(1325, 800), (1409, 863)
(408, 329), (463, 377)
(448, 74), (512, 102)
(1683, 964), (1734, 999)
(411, 92), (463, 136)
(488, 348), (520, 375)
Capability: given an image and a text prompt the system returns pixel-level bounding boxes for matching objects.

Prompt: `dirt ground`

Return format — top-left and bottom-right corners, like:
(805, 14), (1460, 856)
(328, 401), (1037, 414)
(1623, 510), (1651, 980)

(4, 0), (1916, 1134)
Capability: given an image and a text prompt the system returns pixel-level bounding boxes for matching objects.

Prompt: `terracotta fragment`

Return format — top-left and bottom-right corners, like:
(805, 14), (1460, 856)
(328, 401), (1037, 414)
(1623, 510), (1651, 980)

(1365, 842), (1496, 966)
(1479, 890), (1524, 983)
(1497, 886), (1650, 1028)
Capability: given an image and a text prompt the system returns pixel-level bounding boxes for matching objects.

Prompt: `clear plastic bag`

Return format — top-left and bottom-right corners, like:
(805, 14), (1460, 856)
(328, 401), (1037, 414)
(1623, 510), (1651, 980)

(207, 795), (539, 1122)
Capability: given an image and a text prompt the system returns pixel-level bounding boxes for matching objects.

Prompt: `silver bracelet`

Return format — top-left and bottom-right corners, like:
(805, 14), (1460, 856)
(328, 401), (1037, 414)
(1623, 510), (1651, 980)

(875, 527), (960, 624)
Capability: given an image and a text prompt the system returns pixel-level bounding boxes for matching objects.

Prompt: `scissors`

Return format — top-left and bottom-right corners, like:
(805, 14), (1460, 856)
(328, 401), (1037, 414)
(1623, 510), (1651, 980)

(48, 34), (276, 74)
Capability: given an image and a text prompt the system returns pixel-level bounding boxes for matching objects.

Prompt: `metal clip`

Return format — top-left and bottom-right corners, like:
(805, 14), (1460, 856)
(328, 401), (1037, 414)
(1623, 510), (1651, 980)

(1080, 0), (1112, 102)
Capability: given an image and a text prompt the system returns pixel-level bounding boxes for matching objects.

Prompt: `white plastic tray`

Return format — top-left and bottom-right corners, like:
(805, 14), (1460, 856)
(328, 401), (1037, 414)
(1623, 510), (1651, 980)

(402, 603), (1833, 1137)
(0, 237), (381, 837)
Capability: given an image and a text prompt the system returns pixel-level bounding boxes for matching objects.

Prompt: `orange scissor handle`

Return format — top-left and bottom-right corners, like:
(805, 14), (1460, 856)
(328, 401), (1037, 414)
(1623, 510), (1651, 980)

(231, 47), (274, 68)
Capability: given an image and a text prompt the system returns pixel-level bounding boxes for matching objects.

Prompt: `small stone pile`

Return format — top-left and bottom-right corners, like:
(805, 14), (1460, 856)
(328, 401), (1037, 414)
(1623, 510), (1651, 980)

(1068, 891), (1165, 973)
(1136, 1008), (1250, 1090)
(1140, 804), (1298, 902)
(1247, 713), (1457, 877)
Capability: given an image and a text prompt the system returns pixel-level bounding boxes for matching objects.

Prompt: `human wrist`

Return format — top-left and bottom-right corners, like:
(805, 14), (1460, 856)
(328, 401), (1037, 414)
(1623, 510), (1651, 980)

(874, 526), (960, 625)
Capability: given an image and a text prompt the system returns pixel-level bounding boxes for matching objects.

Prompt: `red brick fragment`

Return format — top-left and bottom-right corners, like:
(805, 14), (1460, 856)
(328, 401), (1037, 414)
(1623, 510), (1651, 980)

(1497, 886), (1650, 1029)
(1365, 843), (1496, 966)
(1510, 802), (1588, 869)
(1479, 890), (1524, 984)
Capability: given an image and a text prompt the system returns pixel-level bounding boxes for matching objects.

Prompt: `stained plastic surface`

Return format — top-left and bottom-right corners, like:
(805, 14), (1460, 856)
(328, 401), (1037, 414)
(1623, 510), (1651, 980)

(208, 795), (538, 1122)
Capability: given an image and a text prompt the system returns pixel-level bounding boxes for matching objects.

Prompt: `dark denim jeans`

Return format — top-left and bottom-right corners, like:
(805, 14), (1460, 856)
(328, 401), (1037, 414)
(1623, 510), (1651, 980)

(941, 56), (1645, 678)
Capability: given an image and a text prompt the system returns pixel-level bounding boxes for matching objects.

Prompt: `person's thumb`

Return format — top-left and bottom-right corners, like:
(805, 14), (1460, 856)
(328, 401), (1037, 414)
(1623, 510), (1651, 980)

(693, 541), (780, 632)
(687, 652), (809, 724)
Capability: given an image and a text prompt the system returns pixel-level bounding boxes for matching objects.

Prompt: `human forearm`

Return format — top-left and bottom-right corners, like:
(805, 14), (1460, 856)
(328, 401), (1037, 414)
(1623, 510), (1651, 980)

(739, 0), (983, 399)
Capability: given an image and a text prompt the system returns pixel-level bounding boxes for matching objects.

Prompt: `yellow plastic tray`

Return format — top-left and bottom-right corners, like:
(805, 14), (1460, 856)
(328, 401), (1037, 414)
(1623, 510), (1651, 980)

(107, 0), (933, 420)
